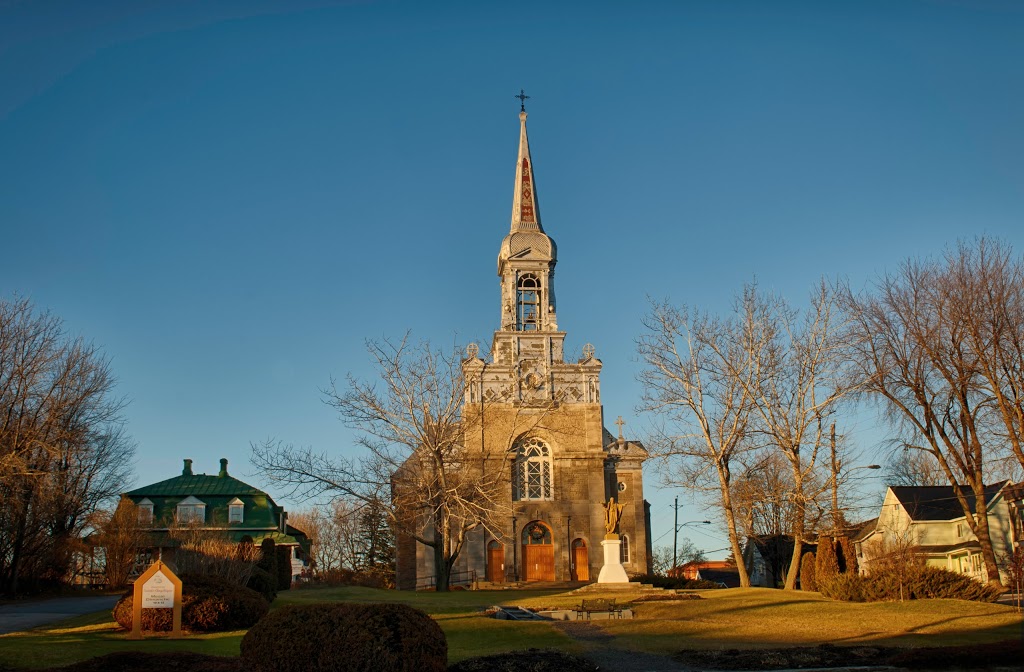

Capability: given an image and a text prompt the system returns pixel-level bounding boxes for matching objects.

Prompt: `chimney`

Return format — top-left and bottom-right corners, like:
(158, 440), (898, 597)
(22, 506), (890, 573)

(182, 459), (193, 476)
(219, 458), (228, 478)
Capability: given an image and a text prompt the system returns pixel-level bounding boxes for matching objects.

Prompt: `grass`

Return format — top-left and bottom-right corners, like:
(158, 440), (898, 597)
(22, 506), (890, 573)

(515, 587), (1024, 655)
(0, 586), (1020, 669)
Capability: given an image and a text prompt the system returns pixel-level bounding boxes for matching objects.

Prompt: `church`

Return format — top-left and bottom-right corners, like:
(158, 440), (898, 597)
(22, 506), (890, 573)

(395, 102), (651, 589)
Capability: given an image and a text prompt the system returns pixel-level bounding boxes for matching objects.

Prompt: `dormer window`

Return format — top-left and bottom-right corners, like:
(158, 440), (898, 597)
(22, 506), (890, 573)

(516, 274), (541, 331)
(176, 495), (206, 524)
(137, 498), (154, 524)
(228, 498), (244, 524)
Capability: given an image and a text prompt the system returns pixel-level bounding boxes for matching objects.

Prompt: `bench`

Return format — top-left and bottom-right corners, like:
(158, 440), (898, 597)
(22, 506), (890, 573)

(574, 598), (623, 620)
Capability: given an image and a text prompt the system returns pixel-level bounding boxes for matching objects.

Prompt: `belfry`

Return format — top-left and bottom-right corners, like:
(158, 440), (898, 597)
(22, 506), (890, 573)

(395, 101), (650, 588)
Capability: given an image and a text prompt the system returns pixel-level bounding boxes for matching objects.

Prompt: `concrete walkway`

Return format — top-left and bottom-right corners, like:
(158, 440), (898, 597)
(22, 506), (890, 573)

(0, 595), (119, 635)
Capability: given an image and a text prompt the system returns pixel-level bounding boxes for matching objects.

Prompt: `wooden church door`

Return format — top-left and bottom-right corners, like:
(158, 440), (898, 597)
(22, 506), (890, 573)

(522, 521), (554, 581)
(486, 541), (504, 583)
(571, 539), (589, 581)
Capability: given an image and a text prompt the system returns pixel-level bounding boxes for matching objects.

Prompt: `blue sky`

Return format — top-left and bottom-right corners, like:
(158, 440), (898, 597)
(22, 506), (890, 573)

(2, 0), (1023, 558)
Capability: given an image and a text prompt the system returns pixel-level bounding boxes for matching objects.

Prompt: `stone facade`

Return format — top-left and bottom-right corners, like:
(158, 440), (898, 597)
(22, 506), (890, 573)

(395, 107), (649, 589)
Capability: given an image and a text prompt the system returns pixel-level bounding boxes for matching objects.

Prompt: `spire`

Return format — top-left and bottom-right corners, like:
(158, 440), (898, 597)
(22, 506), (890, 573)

(510, 106), (543, 233)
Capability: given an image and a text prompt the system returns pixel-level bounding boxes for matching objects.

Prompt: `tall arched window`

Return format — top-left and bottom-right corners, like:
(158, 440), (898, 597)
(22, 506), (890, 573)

(516, 274), (541, 331)
(513, 437), (553, 501)
(620, 534), (630, 564)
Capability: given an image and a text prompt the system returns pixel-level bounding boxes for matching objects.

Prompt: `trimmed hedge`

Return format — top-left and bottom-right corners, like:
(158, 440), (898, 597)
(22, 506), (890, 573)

(635, 574), (723, 590)
(113, 574), (269, 632)
(818, 565), (1002, 602)
(240, 603), (446, 672)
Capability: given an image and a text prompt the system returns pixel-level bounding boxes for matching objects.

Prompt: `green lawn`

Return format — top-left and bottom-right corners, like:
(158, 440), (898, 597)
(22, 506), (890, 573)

(0, 586), (1020, 669)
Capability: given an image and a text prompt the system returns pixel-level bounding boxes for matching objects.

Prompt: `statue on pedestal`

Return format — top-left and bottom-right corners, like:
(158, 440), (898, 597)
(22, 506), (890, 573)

(604, 496), (625, 539)
(598, 496), (630, 584)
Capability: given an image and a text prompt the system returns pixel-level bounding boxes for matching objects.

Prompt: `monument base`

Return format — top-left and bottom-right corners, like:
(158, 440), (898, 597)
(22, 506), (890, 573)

(597, 539), (630, 583)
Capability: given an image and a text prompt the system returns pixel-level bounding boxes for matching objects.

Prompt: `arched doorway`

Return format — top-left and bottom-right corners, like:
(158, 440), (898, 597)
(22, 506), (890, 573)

(486, 540), (504, 583)
(571, 538), (589, 581)
(521, 520), (554, 581)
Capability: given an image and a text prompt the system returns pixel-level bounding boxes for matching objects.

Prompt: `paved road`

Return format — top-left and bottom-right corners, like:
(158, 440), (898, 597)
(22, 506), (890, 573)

(0, 595), (119, 635)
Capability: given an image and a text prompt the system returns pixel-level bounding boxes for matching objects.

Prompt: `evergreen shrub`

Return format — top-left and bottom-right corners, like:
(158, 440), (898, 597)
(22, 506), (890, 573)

(799, 552), (817, 592)
(113, 574), (268, 632)
(246, 567), (277, 602)
(818, 566), (1002, 602)
(275, 545), (292, 591)
(836, 536), (858, 575)
(240, 603), (446, 672)
(816, 537), (840, 581)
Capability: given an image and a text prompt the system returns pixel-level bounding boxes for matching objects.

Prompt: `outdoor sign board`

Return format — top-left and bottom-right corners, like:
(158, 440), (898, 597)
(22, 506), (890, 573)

(129, 560), (183, 639)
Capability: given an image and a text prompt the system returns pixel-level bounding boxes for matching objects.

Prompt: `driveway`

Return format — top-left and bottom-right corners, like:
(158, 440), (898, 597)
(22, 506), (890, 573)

(0, 595), (119, 635)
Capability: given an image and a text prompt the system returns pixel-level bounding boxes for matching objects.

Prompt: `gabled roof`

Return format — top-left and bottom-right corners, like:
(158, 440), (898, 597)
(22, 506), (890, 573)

(890, 481), (1009, 521)
(850, 517), (878, 542)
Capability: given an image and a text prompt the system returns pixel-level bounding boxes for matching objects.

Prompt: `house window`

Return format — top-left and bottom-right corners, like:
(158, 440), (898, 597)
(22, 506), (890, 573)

(620, 534), (630, 564)
(513, 437), (552, 501)
(228, 498), (244, 524)
(176, 496), (206, 524)
(956, 523), (964, 537)
(137, 499), (154, 524)
(516, 274), (541, 331)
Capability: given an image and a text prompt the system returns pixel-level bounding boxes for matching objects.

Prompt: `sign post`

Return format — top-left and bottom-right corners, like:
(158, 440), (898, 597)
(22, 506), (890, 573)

(129, 560), (183, 639)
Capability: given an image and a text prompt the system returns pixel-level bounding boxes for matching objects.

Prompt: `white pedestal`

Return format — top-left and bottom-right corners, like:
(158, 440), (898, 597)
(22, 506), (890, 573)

(597, 538), (630, 583)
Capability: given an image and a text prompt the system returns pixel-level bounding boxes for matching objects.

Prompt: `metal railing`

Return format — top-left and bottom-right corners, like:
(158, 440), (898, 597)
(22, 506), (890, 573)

(414, 569), (477, 591)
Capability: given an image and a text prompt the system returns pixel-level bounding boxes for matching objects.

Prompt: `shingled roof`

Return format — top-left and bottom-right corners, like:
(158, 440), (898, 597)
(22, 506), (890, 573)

(890, 481), (1009, 521)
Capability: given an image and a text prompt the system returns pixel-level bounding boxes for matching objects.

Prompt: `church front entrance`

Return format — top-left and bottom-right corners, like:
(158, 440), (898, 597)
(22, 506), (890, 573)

(521, 520), (554, 581)
(571, 538), (589, 581)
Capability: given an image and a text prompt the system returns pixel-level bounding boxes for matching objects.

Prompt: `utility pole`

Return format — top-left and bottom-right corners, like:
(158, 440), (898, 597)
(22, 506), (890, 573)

(672, 496), (680, 571)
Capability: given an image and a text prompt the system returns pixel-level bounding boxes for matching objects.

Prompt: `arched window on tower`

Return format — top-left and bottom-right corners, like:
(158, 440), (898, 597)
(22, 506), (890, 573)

(516, 274), (541, 331)
(620, 534), (630, 564)
(513, 437), (553, 501)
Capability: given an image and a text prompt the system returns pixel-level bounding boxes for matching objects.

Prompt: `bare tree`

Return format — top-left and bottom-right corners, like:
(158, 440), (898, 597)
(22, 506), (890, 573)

(0, 297), (134, 594)
(723, 282), (854, 590)
(637, 300), (754, 586)
(167, 521), (259, 586)
(733, 450), (798, 540)
(843, 240), (1022, 586)
(653, 541), (706, 577)
(883, 447), (947, 487)
(251, 336), (552, 591)
(290, 499), (362, 574)
(96, 497), (149, 589)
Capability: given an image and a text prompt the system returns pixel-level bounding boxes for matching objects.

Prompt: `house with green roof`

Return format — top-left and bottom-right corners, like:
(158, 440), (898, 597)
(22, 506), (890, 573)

(123, 458), (310, 581)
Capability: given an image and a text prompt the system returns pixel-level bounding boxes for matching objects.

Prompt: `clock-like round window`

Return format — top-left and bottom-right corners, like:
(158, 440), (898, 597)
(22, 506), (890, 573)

(618, 482), (627, 493)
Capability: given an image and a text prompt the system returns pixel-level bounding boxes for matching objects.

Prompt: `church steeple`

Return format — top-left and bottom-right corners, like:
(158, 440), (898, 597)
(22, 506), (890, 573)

(497, 100), (558, 335)
(510, 110), (543, 233)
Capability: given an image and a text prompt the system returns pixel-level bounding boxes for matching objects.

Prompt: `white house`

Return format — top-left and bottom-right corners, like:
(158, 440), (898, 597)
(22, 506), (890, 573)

(854, 481), (1016, 583)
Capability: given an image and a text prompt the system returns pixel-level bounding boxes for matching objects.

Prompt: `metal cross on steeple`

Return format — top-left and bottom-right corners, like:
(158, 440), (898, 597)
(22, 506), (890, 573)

(515, 89), (530, 112)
